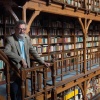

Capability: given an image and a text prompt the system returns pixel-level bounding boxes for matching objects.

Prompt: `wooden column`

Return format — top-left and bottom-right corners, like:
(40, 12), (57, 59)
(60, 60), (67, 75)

(83, 81), (87, 100)
(78, 83), (84, 98)
(22, 4), (40, 33)
(78, 18), (92, 74)
(51, 62), (57, 100)
(21, 69), (26, 100)
(22, 7), (26, 23)
(79, 18), (92, 100)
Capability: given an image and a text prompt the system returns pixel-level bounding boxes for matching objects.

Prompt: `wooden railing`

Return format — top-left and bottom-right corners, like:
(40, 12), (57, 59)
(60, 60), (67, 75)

(44, 0), (100, 13)
(20, 64), (53, 100)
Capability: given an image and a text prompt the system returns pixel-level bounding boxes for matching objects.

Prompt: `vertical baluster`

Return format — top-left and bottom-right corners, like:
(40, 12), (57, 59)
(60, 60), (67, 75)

(6, 64), (10, 100)
(21, 69), (25, 100)
(43, 67), (47, 100)
(51, 62), (57, 100)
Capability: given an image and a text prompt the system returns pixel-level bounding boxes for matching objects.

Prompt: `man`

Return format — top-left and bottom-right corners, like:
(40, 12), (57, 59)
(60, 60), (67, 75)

(4, 20), (50, 100)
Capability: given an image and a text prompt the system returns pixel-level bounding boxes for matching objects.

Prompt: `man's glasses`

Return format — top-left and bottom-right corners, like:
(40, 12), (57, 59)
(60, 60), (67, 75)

(17, 28), (26, 31)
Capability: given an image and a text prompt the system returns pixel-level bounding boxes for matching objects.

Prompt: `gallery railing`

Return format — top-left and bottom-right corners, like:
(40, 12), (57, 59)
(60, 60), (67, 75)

(43, 0), (100, 13)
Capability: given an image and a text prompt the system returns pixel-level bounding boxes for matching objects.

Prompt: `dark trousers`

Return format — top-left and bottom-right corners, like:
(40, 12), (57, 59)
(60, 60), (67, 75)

(10, 78), (22, 100)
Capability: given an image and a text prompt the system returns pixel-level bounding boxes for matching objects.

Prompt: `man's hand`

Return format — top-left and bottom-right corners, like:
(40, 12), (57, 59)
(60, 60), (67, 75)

(20, 59), (27, 68)
(44, 62), (50, 68)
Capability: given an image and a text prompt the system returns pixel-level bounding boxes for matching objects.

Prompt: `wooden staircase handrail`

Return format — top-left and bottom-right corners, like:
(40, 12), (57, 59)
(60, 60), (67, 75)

(0, 50), (20, 77)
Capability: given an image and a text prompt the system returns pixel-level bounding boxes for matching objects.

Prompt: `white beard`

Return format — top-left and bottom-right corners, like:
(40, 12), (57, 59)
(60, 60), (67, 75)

(18, 34), (25, 40)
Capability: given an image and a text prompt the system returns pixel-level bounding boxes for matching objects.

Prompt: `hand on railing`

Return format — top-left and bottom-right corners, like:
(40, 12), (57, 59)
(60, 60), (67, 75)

(44, 62), (50, 68)
(20, 59), (28, 68)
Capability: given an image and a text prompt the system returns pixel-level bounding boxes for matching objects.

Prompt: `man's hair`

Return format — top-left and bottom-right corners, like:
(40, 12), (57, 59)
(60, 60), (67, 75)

(15, 20), (26, 28)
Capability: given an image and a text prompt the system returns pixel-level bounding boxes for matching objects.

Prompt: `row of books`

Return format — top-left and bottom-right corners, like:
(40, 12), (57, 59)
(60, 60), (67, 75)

(0, 60), (4, 69)
(65, 0), (83, 8)
(0, 28), (3, 35)
(0, 16), (15, 24)
(75, 43), (83, 49)
(50, 37), (72, 43)
(86, 37), (92, 41)
(49, 29), (62, 35)
(93, 42), (99, 47)
(0, 72), (5, 81)
(30, 30), (100, 38)
(77, 51), (83, 55)
(0, 39), (4, 47)
(31, 38), (48, 44)
(92, 37), (99, 41)
(0, 60), (4, 81)
(75, 30), (83, 35)
(86, 42), (99, 47)
(32, 19), (75, 28)
(41, 56), (49, 61)
(87, 0), (99, 6)
(31, 36), (92, 45)
(30, 28), (84, 36)
(5, 28), (15, 35)
(34, 45), (48, 54)
(78, 49), (99, 55)
(30, 28), (48, 35)
(66, 0), (100, 11)
(28, 36), (99, 46)
(92, 48), (98, 52)
(86, 54), (99, 60)
(33, 43), (99, 54)
(34, 44), (81, 53)
(5, 16), (15, 24)
(75, 37), (83, 42)
(31, 37), (75, 44)
(50, 37), (62, 43)
(64, 44), (74, 50)
(86, 43), (93, 47)
(86, 36), (99, 41)
(50, 45), (63, 52)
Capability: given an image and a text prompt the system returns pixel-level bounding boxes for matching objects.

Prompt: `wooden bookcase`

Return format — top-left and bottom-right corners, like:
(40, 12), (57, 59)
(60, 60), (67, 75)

(86, 22), (100, 70)
(29, 13), (100, 76)
(0, 9), (15, 84)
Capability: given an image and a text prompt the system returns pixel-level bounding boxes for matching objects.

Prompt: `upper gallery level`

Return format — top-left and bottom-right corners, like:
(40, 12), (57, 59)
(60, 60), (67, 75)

(12, 0), (100, 21)
(1, 0), (100, 23)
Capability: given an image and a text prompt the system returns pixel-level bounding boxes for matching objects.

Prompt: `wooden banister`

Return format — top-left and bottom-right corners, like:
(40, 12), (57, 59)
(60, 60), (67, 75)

(0, 50), (21, 100)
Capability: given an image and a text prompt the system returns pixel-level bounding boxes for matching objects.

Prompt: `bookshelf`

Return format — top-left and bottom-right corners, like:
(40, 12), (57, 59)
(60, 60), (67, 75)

(0, 11), (4, 49)
(0, 10), (15, 83)
(0, 9), (5, 83)
(86, 22), (100, 70)
(29, 13), (100, 77)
